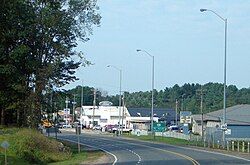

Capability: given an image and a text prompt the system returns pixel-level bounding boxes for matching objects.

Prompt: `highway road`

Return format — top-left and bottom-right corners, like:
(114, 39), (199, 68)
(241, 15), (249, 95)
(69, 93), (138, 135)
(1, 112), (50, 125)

(57, 132), (250, 165)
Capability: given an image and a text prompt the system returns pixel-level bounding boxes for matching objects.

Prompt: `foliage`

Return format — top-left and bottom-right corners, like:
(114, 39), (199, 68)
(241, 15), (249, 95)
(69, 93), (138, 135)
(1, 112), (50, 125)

(9, 129), (71, 164)
(61, 82), (250, 115)
(49, 140), (104, 165)
(127, 134), (189, 146)
(0, 128), (104, 164)
(0, 0), (101, 127)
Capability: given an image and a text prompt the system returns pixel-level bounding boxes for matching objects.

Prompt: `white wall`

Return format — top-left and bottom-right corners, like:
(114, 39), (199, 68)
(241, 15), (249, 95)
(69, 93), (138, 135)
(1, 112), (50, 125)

(80, 106), (129, 128)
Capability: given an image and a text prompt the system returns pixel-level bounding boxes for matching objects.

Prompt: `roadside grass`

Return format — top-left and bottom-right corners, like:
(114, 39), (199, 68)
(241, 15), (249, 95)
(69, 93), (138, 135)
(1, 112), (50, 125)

(0, 128), (106, 165)
(0, 154), (28, 165)
(49, 141), (105, 165)
(124, 134), (201, 146)
(0, 128), (30, 164)
(0, 128), (71, 164)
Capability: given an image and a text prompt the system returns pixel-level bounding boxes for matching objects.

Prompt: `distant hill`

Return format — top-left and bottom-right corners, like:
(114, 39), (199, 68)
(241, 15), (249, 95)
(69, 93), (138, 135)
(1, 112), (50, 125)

(65, 83), (250, 115)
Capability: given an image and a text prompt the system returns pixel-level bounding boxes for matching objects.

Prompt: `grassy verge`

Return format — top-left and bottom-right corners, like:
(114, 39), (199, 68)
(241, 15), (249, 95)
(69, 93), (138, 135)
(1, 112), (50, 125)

(0, 128), (30, 165)
(0, 153), (29, 165)
(0, 128), (105, 165)
(124, 134), (202, 146)
(49, 141), (105, 165)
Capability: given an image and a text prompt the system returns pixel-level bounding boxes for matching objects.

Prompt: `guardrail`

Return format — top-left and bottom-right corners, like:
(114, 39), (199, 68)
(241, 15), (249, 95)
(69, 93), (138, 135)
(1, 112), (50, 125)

(131, 130), (191, 140)
(162, 131), (190, 140)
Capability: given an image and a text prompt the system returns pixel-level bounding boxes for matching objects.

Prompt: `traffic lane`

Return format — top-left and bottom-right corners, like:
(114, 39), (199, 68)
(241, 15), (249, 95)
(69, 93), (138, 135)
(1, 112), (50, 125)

(59, 134), (195, 165)
(59, 134), (140, 165)
(87, 139), (141, 165)
(88, 136), (194, 165)
(125, 145), (194, 165)
(112, 137), (250, 165)
(133, 140), (250, 165)
(77, 134), (196, 165)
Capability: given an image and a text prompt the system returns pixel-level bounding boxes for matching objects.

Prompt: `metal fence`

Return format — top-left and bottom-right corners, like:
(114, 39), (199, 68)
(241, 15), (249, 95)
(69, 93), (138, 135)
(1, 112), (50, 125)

(204, 127), (224, 147)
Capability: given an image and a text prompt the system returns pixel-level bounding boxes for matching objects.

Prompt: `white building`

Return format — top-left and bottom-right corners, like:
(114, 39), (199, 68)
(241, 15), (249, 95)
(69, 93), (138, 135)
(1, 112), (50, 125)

(126, 116), (158, 130)
(80, 101), (130, 128)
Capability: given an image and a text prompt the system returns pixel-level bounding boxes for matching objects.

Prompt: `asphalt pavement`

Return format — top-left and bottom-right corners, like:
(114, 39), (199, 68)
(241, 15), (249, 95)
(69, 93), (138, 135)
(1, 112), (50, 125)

(56, 130), (250, 165)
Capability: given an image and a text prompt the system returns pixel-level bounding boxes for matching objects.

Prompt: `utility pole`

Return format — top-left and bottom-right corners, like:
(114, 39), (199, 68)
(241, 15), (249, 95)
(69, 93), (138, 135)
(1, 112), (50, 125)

(72, 94), (77, 123)
(65, 97), (70, 125)
(121, 92), (125, 135)
(92, 89), (96, 128)
(175, 99), (178, 126)
(200, 88), (204, 141)
(197, 86), (206, 141)
(55, 102), (58, 140)
(80, 81), (84, 127)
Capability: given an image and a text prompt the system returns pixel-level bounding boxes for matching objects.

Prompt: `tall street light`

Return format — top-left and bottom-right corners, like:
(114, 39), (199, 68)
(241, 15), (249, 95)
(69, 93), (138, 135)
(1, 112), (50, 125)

(200, 8), (227, 145)
(136, 49), (154, 133)
(107, 65), (122, 136)
(65, 97), (70, 125)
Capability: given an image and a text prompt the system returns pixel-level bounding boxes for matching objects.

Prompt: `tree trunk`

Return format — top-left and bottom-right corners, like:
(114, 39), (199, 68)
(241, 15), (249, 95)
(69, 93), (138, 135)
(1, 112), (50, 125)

(0, 108), (4, 125)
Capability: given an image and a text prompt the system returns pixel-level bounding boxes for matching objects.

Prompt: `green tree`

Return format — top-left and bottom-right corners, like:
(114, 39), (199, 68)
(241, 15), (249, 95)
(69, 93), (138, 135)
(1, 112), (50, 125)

(0, 0), (101, 128)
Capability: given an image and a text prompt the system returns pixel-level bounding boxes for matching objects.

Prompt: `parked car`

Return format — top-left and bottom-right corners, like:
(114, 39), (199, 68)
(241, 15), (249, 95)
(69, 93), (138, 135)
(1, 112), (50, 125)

(72, 122), (80, 128)
(112, 126), (132, 133)
(105, 125), (116, 132)
(93, 125), (102, 130)
(168, 125), (179, 132)
(111, 125), (119, 133)
(62, 124), (72, 128)
(55, 123), (63, 129)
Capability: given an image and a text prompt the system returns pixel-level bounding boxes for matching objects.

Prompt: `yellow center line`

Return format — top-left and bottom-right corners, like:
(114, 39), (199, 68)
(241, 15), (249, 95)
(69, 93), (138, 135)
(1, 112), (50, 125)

(148, 146), (200, 165)
(133, 142), (200, 165)
(100, 137), (200, 165)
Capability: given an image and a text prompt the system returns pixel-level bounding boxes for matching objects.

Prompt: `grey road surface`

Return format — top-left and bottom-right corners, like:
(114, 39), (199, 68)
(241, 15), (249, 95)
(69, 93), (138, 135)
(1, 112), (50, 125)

(57, 132), (250, 165)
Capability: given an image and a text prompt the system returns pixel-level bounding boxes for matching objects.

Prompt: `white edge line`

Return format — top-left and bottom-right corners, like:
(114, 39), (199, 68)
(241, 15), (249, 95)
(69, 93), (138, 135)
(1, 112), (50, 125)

(180, 146), (250, 162)
(120, 137), (250, 162)
(150, 140), (250, 162)
(57, 137), (118, 165)
(100, 137), (197, 164)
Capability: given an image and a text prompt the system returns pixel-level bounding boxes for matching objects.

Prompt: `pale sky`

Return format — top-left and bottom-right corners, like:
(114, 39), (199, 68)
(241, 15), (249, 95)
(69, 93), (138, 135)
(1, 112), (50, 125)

(62, 0), (250, 95)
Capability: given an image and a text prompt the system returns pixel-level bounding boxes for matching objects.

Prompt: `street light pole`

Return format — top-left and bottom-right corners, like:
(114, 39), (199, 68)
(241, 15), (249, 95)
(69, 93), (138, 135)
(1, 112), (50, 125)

(175, 99), (178, 125)
(92, 88), (96, 128)
(65, 97), (70, 125)
(80, 80), (84, 128)
(200, 8), (227, 145)
(121, 92), (125, 135)
(136, 49), (154, 133)
(107, 65), (122, 136)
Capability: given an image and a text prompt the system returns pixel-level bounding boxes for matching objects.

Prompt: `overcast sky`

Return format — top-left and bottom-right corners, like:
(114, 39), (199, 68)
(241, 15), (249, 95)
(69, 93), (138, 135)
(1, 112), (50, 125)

(62, 0), (250, 95)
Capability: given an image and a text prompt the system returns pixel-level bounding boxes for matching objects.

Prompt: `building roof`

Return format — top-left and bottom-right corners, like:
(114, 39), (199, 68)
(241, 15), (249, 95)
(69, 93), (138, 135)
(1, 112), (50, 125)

(193, 104), (250, 125)
(192, 114), (220, 122)
(127, 108), (178, 124)
(207, 104), (250, 125)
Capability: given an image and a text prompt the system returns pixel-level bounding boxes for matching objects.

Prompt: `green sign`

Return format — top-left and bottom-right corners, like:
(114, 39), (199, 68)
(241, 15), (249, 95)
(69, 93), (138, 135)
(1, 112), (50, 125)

(153, 122), (166, 132)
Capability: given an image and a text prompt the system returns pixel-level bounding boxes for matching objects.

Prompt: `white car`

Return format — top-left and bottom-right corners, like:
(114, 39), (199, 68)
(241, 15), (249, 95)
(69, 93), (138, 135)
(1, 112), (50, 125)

(62, 124), (72, 128)
(93, 125), (102, 130)
(168, 125), (179, 132)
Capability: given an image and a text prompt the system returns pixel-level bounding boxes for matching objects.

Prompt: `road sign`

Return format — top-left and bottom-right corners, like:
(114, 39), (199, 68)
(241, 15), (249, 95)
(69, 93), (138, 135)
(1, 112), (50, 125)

(225, 129), (231, 135)
(1, 141), (9, 165)
(180, 111), (192, 124)
(221, 123), (227, 130)
(1, 141), (9, 149)
(153, 122), (166, 132)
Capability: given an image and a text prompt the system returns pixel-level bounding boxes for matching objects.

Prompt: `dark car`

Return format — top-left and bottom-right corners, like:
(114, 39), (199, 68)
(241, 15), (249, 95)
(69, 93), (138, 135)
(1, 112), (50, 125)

(105, 125), (115, 133)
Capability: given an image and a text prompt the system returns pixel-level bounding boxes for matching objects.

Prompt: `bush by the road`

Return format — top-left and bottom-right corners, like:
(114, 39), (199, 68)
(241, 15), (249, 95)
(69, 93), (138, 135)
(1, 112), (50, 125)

(6, 128), (71, 164)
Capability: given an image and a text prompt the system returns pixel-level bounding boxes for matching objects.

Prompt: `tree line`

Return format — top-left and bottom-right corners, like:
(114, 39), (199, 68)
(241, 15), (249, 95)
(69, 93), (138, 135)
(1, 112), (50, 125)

(0, 0), (101, 127)
(62, 83), (250, 115)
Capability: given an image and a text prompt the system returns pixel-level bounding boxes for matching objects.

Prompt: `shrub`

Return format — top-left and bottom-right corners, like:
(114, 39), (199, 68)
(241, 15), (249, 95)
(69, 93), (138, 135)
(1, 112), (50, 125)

(9, 129), (71, 164)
